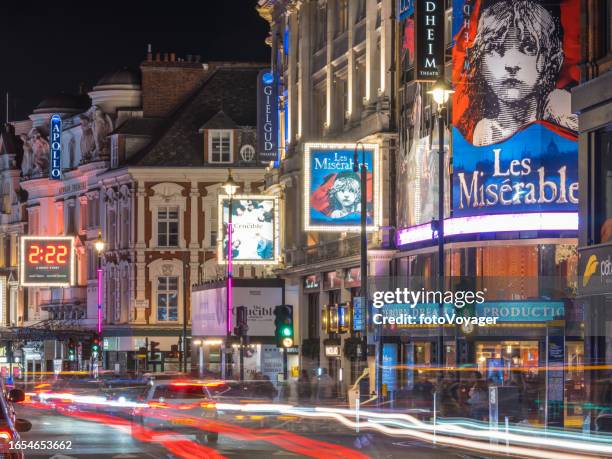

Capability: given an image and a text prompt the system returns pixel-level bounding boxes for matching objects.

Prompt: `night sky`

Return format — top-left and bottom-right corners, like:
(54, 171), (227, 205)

(0, 1), (270, 123)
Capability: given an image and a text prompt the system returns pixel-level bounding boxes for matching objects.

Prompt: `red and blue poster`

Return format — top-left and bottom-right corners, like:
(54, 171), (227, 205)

(304, 143), (380, 232)
(451, 0), (579, 217)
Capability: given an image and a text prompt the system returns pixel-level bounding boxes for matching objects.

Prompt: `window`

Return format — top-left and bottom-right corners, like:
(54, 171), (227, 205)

(597, 125), (612, 243)
(308, 293), (320, 339)
(157, 207), (179, 247)
(208, 130), (233, 163)
(356, 0), (366, 21)
(157, 276), (178, 321)
(315, 4), (327, 50)
(336, 0), (348, 34)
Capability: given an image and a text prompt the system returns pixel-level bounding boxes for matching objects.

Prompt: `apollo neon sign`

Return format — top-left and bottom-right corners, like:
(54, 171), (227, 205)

(49, 114), (62, 180)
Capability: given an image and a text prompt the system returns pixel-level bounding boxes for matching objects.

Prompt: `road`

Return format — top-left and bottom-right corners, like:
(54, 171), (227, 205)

(14, 404), (493, 459)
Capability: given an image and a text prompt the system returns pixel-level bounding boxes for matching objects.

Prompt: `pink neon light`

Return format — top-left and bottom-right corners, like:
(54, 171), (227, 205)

(97, 268), (103, 334)
(397, 212), (578, 246)
(227, 219), (233, 334)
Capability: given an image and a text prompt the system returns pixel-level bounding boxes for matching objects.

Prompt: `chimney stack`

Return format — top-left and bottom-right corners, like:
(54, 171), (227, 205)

(147, 44), (153, 61)
(170, 52), (176, 62)
(186, 54), (193, 63)
(195, 55), (201, 63)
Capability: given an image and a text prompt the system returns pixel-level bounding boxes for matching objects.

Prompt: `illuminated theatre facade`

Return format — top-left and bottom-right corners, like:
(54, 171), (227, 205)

(12, 57), (268, 373)
(260, 0), (584, 418)
(258, 0), (397, 393)
(391, 0), (583, 426)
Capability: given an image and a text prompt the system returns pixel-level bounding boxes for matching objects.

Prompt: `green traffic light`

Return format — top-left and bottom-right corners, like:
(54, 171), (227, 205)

(281, 327), (292, 337)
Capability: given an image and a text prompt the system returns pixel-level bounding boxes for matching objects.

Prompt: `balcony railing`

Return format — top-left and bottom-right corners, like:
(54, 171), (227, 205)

(286, 235), (360, 267)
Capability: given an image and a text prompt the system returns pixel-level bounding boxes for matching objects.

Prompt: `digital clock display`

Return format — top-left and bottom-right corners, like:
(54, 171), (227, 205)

(20, 236), (74, 286)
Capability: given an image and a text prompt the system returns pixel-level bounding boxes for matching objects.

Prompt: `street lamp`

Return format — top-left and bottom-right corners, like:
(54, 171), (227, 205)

(427, 77), (454, 367)
(94, 230), (105, 376)
(353, 142), (371, 400)
(222, 169), (239, 379)
(94, 230), (105, 336)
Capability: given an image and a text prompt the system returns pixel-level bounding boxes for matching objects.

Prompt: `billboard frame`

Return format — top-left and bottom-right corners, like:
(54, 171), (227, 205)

(217, 194), (280, 265)
(20, 236), (75, 287)
(303, 142), (382, 232)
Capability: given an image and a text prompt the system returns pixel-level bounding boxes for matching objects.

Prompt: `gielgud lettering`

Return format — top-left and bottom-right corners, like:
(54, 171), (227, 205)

(457, 148), (578, 209)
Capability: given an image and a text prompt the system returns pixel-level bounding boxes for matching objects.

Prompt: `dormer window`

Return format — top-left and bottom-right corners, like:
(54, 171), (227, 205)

(208, 130), (233, 163)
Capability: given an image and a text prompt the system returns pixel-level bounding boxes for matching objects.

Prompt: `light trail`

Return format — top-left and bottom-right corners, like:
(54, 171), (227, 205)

(213, 402), (612, 457)
(25, 389), (612, 457)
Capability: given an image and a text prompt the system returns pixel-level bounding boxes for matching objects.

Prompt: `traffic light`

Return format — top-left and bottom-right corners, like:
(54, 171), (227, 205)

(274, 305), (294, 348)
(68, 339), (76, 361)
(234, 306), (248, 337)
(150, 341), (160, 360)
(91, 336), (101, 356)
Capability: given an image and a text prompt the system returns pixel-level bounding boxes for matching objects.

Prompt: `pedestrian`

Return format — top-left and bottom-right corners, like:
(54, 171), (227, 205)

(468, 379), (489, 421)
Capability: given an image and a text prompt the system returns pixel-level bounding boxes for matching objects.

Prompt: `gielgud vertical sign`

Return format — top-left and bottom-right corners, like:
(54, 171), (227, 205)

(257, 70), (279, 164)
(415, 0), (444, 81)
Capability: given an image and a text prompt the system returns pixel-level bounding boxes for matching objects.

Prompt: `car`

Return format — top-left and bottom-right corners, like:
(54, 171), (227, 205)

(132, 379), (220, 444)
(0, 382), (32, 459)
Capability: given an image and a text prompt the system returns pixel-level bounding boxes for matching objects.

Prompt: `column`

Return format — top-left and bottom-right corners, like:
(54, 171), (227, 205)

(134, 181), (147, 323)
(298, 1), (313, 138)
(364, 0), (379, 111)
(325, 0), (334, 132)
(189, 182), (199, 249)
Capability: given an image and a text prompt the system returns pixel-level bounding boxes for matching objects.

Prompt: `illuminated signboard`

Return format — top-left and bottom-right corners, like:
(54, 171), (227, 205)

(304, 143), (381, 232)
(257, 70), (279, 164)
(217, 195), (280, 265)
(49, 114), (62, 180)
(415, 0), (444, 81)
(20, 236), (75, 287)
(451, 0), (579, 218)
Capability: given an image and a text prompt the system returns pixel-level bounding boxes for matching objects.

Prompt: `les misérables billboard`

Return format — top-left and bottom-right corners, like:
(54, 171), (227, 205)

(304, 143), (381, 232)
(451, 0), (579, 217)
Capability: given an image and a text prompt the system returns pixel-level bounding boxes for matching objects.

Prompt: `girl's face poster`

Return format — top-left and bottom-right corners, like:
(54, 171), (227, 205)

(304, 143), (381, 232)
(217, 195), (279, 265)
(451, 0), (579, 217)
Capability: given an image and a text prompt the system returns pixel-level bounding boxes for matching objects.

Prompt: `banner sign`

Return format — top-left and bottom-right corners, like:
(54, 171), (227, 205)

(382, 343), (398, 392)
(257, 70), (279, 164)
(475, 301), (565, 322)
(218, 195), (280, 265)
(415, 0), (444, 81)
(49, 114), (62, 180)
(579, 244), (612, 295)
(304, 143), (381, 232)
(20, 236), (74, 287)
(452, 125), (578, 216)
(232, 286), (282, 336)
(451, 0), (579, 218)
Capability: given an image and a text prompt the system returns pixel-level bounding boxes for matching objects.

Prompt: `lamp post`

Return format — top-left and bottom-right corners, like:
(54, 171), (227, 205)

(427, 77), (454, 367)
(182, 261), (188, 373)
(353, 142), (371, 398)
(222, 170), (239, 380)
(94, 230), (105, 371)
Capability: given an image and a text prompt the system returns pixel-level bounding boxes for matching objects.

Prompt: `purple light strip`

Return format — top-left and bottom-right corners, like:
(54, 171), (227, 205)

(227, 221), (233, 334)
(397, 212), (578, 247)
(97, 267), (103, 334)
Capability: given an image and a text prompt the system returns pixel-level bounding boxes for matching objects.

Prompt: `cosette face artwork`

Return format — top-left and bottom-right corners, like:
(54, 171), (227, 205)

(456, 0), (577, 147)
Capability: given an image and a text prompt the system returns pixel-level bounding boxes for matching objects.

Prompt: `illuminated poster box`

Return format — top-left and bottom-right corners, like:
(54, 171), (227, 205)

(450, 0), (579, 218)
(304, 142), (381, 232)
(217, 194), (280, 265)
(20, 236), (75, 287)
